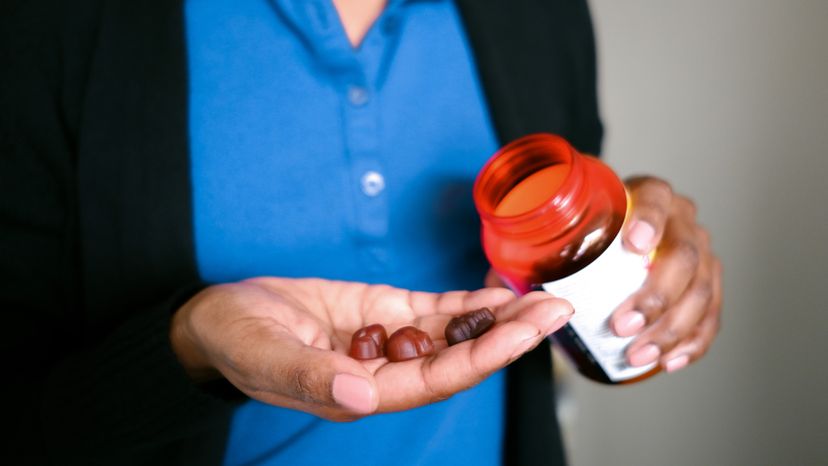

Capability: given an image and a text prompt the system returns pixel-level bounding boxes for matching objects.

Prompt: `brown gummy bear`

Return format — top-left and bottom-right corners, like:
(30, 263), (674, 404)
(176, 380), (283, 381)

(349, 324), (388, 360)
(444, 307), (496, 346)
(385, 326), (435, 362)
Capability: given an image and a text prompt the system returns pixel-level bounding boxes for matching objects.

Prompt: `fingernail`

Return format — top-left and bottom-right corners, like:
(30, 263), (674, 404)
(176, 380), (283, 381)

(614, 311), (646, 336)
(628, 344), (660, 367)
(665, 354), (690, 373)
(628, 220), (656, 252)
(510, 333), (540, 361)
(332, 373), (374, 414)
(546, 309), (575, 336)
(538, 297), (574, 332)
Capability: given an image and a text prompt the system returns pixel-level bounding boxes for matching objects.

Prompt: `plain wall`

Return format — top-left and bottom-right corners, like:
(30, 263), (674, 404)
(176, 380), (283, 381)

(563, 1), (828, 465)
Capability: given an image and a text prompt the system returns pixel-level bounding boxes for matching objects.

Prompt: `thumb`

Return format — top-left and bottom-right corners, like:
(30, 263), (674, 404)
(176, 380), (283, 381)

(264, 337), (378, 415)
(623, 176), (672, 254)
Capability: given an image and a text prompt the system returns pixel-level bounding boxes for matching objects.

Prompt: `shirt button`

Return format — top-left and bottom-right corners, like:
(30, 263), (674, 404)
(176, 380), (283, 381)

(360, 171), (385, 197)
(348, 86), (369, 106)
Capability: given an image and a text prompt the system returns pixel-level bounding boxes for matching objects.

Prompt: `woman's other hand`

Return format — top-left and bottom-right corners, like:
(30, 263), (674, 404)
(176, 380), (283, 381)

(170, 278), (572, 421)
(612, 176), (723, 373)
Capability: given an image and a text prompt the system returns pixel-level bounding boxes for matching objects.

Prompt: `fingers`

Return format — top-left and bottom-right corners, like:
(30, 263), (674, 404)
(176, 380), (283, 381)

(660, 258), (722, 372)
(611, 210), (705, 337)
(407, 287), (516, 318)
(624, 248), (714, 367)
(373, 295), (572, 412)
(623, 176), (674, 254)
(618, 228), (720, 372)
(411, 290), (561, 346)
(347, 286), (516, 331)
(489, 290), (561, 322)
(614, 179), (721, 374)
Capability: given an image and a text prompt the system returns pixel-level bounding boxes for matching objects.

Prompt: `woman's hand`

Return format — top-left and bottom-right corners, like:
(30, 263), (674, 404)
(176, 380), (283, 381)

(611, 176), (723, 373)
(170, 278), (572, 421)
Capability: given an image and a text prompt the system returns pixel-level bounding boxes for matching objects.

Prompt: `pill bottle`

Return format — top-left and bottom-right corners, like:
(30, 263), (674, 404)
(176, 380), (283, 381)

(473, 133), (658, 384)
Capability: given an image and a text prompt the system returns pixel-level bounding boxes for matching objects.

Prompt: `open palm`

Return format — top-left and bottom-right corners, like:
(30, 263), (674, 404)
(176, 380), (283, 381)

(172, 277), (573, 421)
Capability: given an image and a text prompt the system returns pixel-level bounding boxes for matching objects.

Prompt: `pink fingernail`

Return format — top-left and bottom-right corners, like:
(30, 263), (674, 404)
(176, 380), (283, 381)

(628, 344), (660, 367)
(628, 220), (656, 252)
(665, 355), (690, 373)
(332, 373), (374, 413)
(546, 308), (575, 336)
(510, 334), (541, 360)
(615, 311), (646, 336)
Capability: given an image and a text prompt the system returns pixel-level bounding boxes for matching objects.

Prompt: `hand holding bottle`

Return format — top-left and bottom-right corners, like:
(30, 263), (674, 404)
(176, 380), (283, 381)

(475, 134), (721, 382)
(611, 176), (722, 373)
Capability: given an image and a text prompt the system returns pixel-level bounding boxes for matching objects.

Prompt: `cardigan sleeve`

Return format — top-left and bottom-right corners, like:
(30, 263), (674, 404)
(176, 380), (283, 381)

(1, 2), (239, 464)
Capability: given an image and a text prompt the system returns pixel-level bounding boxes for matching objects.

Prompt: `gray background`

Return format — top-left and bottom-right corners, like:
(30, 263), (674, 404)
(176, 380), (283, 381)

(561, 1), (828, 465)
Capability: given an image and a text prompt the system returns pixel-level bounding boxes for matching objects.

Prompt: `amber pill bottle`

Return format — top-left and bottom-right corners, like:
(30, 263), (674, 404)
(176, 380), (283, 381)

(473, 133), (658, 384)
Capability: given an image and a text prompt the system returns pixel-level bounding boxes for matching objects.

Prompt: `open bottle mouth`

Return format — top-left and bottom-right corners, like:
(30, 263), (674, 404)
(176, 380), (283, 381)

(473, 133), (589, 236)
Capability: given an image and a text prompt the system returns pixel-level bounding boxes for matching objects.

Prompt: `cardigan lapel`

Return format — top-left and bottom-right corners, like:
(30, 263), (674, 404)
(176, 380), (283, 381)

(77, 0), (199, 329)
(456, 0), (603, 155)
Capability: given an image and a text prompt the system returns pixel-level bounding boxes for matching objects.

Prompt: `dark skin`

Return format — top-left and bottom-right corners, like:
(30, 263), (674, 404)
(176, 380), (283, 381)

(171, 280), (573, 419)
(612, 176), (723, 372)
(486, 176), (723, 373)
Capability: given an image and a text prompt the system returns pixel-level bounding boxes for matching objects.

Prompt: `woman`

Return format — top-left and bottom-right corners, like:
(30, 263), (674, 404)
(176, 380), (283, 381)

(1, 0), (721, 464)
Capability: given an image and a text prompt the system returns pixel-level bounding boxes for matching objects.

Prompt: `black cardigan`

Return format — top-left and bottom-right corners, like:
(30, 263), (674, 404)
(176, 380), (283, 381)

(0, 0), (602, 464)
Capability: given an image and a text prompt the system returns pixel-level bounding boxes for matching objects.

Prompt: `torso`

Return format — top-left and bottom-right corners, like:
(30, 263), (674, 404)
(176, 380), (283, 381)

(185, 1), (504, 464)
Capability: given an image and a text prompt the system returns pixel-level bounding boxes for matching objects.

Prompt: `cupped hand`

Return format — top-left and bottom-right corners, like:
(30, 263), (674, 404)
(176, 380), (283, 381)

(612, 176), (723, 373)
(170, 278), (573, 421)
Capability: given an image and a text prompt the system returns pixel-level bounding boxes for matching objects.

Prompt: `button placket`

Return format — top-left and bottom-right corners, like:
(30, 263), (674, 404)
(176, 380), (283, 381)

(341, 78), (388, 244)
(337, 6), (407, 272)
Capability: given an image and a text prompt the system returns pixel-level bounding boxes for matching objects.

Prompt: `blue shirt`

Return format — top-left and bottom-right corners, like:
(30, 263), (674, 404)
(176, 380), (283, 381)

(186, 0), (502, 464)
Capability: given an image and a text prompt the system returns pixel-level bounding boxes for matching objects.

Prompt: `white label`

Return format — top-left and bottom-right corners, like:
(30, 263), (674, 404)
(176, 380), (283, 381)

(542, 230), (654, 382)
